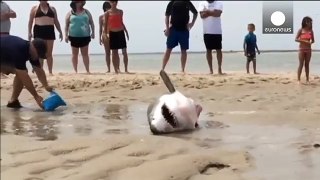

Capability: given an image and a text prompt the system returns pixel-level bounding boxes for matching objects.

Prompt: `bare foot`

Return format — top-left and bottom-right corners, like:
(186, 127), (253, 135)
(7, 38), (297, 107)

(306, 81), (311, 85)
(254, 72), (259, 75)
(49, 73), (54, 76)
(297, 80), (302, 85)
(106, 70), (111, 73)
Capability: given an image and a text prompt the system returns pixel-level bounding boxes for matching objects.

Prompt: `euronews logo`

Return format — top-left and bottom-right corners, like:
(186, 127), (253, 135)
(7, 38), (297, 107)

(263, 1), (293, 34)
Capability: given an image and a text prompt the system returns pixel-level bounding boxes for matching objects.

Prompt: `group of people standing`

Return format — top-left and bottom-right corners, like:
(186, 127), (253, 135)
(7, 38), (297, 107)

(0, 0), (316, 109)
(162, 0), (224, 75)
(0, 0), (129, 109)
(1, 0), (129, 75)
(162, 0), (314, 84)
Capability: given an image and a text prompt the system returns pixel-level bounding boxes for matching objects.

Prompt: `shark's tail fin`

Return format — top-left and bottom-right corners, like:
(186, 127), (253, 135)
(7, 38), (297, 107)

(160, 70), (175, 93)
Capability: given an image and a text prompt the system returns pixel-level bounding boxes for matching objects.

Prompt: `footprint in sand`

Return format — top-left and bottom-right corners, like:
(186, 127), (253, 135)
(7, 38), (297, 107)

(204, 121), (229, 129)
(245, 81), (255, 84)
(206, 112), (215, 117)
(127, 151), (151, 157)
(281, 81), (291, 84)
(208, 81), (215, 86)
(260, 78), (268, 82)
(200, 163), (230, 175)
(130, 85), (142, 90)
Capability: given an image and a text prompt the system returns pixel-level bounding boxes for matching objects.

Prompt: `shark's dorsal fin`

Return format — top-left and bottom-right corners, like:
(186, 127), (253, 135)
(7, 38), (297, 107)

(160, 70), (175, 93)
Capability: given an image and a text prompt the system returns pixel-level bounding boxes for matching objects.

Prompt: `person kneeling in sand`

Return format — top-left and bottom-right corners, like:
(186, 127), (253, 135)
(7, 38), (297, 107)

(0, 35), (53, 109)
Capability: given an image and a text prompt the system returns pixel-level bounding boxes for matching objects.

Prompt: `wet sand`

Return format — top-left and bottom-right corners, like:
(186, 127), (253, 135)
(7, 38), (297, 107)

(1, 72), (320, 180)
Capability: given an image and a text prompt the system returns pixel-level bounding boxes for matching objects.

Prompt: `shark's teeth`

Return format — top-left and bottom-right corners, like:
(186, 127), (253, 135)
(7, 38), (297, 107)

(161, 103), (178, 128)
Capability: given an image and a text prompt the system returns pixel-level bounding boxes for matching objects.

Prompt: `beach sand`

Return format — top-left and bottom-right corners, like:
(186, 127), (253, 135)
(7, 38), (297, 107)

(1, 72), (320, 180)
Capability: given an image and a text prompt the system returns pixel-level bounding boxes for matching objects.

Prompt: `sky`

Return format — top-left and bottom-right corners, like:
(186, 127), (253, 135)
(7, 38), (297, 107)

(5, 1), (320, 54)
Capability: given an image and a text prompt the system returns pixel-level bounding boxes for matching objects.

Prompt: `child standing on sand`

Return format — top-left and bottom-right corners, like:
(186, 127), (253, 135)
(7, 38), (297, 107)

(295, 16), (314, 84)
(243, 23), (260, 74)
(104, 0), (129, 74)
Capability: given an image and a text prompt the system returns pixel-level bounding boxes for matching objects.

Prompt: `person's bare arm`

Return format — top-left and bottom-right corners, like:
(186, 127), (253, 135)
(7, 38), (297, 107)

(164, 1), (172, 34)
(28, 6), (37, 41)
(0, 5), (16, 20)
(295, 29), (309, 44)
(123, 24), (129, 41)
(200, 11), (209, 19)
(15, 69), (40, 98)
(243, 40), (247, 56)
(207, 9), (222, 17)
(52, 7), (63, 41)
(8, 6), (16, 18)
(198, 2), (208, 19)
(86, 9), (95, 39)
(295, 29), (302, 42)
(65, 12), (71, 43)
(121, 11), (129, 40)
(104, 11), (110, 36)
(165, 15), (170, 29)
(99, 15), (103, 45)
(28, 6), (36, 40)
(256, 43), (260, 54)
(189, 2), (198, 26)
(311, 30), (315, 44)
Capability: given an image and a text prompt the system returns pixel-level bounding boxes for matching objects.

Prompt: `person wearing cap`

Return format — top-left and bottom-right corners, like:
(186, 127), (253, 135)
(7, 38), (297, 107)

(0, 35), (53, 109)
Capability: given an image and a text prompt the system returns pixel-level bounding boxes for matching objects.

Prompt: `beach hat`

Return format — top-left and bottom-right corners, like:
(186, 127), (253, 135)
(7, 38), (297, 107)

(32, 38), (47, 59)
(42, 91), (67, 111)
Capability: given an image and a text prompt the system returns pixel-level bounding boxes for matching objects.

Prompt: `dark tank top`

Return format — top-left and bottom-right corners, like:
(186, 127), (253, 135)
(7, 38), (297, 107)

(35, 3), (55, 19)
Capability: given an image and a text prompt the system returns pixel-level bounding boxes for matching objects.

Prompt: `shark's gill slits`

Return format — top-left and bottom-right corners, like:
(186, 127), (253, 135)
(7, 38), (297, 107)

(161, 104), (177, 128)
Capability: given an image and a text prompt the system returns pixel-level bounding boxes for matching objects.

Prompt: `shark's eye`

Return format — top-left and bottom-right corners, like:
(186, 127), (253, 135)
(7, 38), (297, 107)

(161, 104), (177, 128)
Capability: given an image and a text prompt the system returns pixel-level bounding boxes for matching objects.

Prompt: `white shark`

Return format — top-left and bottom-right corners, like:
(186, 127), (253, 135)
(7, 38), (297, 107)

(147, 70), (202, 134)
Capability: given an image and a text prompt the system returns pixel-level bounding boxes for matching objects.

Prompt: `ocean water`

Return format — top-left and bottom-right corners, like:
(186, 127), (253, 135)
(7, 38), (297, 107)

(37, 52), (320, 75)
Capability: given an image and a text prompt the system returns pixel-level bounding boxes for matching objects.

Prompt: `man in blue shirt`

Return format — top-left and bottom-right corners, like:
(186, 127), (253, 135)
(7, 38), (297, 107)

(1, 35), (53, 109)
(243, 23), (260, 74)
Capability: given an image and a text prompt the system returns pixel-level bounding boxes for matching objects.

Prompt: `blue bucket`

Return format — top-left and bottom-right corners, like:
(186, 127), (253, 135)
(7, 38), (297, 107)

(42, 91), (67, 111)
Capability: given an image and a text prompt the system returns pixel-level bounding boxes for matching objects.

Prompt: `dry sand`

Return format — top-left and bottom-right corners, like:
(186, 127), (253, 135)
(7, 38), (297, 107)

(1, 72), (320, 180)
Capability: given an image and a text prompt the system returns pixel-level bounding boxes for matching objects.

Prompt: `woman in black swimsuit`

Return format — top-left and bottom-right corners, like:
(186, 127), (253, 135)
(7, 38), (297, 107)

(28, 0), (63, 75)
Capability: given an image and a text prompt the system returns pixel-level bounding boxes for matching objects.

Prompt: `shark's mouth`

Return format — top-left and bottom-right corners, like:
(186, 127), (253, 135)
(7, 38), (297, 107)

(161, 103), (178, 128)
